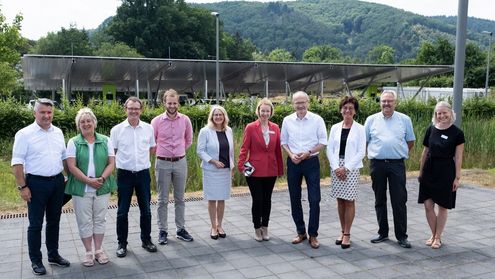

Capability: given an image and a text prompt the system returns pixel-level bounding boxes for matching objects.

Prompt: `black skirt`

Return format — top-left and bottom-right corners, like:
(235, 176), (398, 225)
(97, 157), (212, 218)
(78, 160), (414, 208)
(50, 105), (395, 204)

(418, 156), (456, 209)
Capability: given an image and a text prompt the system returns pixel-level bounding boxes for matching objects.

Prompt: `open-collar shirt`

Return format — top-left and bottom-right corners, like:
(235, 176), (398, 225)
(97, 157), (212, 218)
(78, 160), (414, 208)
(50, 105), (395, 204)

(11, 122), (66, 176)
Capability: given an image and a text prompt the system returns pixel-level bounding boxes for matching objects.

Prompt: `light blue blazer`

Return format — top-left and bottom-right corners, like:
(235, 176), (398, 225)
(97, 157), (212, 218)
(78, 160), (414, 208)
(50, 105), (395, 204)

(326, 120), (366, 171)
(197, 126), (235, 171)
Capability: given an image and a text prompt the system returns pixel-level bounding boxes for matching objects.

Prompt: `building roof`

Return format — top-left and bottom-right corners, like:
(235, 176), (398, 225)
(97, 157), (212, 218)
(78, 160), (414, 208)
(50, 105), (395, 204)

(22, 55), (453, 95)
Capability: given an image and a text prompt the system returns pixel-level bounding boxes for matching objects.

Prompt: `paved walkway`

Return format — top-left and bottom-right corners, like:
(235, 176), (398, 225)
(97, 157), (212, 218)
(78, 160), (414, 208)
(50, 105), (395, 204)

(1, 178), (495, 279)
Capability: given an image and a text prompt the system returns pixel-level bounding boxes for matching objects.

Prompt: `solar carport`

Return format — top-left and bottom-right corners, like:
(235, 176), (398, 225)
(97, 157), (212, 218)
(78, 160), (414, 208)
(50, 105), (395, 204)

(22, 55), (452, 102)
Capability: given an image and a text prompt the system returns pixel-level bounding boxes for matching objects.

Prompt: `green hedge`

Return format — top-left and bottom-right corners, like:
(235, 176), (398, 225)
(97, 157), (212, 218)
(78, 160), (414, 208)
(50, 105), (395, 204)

(2, 96), (494, 139)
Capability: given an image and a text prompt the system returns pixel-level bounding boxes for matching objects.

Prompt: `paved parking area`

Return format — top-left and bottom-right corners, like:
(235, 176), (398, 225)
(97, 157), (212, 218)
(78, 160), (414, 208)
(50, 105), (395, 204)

(1, 178), (495, 278)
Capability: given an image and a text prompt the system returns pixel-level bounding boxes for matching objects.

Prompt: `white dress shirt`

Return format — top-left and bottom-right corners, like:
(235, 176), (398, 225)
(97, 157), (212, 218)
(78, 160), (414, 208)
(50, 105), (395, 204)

(11, 122), (66, 176)
(280, 111), (327, 154)
(110, 119), (156, 172)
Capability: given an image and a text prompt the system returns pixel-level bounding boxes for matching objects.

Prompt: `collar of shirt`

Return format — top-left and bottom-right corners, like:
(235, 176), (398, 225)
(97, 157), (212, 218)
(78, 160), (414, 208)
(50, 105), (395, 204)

(161, 112), (183, 121)
(33, 121), (54, 132)
(123, 119), (143, 129)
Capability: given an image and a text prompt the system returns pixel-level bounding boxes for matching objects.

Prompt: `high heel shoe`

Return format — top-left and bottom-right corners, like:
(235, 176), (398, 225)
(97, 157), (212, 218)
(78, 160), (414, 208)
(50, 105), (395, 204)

(335, 231), (344, 245)
(210, 228), (219, 240)
(217, 228), (226, 238)
(341, 234), (351, 249)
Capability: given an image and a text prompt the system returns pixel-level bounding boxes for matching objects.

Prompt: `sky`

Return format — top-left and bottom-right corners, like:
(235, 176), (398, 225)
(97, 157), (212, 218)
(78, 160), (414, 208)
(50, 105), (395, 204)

(1, 0), (494, 40)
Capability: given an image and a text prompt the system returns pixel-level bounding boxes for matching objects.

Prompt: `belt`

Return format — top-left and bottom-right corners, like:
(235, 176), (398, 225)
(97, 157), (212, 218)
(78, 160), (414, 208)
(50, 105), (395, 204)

(371, 158), (404, 163)
(118, 168), (148, 174)
(157, 155), (185, 162)
(26, 173), (62, 180)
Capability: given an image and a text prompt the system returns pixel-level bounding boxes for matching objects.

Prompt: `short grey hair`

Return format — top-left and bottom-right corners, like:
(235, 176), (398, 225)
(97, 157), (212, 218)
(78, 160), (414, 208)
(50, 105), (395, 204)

(432, 101), (456, 125)
(75, 107), (97, 131)
(380, 90), (397, 101)
(34, 98), (54, 112)
(292, 91), (309, 102)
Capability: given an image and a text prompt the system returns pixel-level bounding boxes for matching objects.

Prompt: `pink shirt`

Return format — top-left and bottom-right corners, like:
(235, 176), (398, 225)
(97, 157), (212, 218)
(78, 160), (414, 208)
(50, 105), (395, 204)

(151, 112), (193, 157)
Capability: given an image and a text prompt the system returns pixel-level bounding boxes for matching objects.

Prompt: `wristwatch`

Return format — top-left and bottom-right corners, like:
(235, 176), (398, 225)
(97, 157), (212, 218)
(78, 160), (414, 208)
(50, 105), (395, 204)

(17, 185), (28, 191)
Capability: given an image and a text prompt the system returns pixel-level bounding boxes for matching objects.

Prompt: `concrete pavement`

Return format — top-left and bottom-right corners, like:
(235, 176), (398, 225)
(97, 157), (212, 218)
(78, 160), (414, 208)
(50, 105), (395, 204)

(1, 178), (495, 278)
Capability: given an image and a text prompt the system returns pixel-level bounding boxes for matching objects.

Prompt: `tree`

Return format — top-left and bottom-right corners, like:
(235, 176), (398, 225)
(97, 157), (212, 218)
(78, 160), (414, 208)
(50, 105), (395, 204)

(416, 37), (454, 65)
(95, 42), (144, 57)
(302, 45), (343, 63)
(0, 12), (25, 95)
(367, 44), (395, 64)
(464, 42), (487, 87)
(31, 25), (93, 55)
(224, 32), (256, 60)
(267, 48), (295, 62)
(108, 0), (216, 59)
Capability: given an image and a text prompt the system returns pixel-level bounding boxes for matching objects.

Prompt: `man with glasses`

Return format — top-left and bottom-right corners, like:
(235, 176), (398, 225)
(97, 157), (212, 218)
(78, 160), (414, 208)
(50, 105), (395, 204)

(12, 98), (70, 275)
(364, 90), (415, 248)
(281, 91), (327, 249)
(111, 97), (157, 257)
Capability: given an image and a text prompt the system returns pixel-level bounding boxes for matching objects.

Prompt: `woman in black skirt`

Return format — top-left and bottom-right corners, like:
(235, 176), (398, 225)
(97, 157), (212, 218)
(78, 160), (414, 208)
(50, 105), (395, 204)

(418, 101), (464, 249)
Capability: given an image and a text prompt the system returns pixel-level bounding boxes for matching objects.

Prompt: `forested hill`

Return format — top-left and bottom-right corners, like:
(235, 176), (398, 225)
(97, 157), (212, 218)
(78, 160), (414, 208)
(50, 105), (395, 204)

(195, 0), (495, 61)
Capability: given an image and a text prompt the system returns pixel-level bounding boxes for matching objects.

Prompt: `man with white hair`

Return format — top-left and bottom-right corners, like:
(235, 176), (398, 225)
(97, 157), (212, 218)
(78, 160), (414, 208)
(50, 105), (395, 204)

(12, 98), (70, 275)
(281, 91), (327, 249)
(365, 90), (415, 249)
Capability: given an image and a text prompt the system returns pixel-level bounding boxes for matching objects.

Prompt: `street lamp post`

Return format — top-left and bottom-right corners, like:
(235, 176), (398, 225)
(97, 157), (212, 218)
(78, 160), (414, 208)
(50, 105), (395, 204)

(211, 12), (220, 104)
(482, 31), (492, 96)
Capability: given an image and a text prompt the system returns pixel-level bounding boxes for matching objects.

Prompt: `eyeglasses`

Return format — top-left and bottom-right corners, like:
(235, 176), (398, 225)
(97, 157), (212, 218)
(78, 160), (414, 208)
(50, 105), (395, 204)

(380, 100), (395, 104)
(126, 107), (141, 111)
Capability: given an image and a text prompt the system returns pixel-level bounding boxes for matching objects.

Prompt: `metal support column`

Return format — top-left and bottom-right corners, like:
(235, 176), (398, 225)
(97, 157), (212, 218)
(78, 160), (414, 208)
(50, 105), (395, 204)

(453, 0), (468, 127)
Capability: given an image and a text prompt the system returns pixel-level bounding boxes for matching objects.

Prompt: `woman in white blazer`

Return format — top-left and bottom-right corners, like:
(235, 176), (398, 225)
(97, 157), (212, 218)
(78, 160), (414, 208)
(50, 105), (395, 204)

(197, 105), (234, 240)
(326, 96), (366, 249)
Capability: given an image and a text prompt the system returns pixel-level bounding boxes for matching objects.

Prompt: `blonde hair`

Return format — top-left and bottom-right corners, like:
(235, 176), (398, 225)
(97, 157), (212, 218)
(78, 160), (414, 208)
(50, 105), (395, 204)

(432, 101), (456, 125)
(75, 107), (97, 131)
(256, 98), (274, 118)
(207, 105), (229, 131)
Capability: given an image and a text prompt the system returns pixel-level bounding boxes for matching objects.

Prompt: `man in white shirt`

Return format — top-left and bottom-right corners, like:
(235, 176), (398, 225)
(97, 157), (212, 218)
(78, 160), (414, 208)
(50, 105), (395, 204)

(11, 98), (70, 275)
(281, 91), (328, 249)
(110, 97), (157, 257)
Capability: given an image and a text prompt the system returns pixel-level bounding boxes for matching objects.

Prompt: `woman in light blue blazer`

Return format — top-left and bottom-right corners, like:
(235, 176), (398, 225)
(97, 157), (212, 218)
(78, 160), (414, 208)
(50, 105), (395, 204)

(326, 96), (366, 249)
(197, 105), (234, 239)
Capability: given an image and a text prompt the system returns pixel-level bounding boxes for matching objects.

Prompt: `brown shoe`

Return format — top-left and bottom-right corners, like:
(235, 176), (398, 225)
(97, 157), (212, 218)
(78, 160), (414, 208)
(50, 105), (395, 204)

(291, 233), (308, 244)
(309, 236), (320, 249)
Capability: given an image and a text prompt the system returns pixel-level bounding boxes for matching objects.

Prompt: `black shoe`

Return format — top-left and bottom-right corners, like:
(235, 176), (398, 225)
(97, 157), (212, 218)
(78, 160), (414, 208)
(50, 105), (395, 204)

(31, 262), (46, 276)
(116, 243), (127, 258)
(370, 235), (389, 243)
(158, 230), (168, 245)
(176, 228), (194, 242)
(398, 238), (412, 248)
(48, 255), (70, 267)
(142, 240), (157, 252)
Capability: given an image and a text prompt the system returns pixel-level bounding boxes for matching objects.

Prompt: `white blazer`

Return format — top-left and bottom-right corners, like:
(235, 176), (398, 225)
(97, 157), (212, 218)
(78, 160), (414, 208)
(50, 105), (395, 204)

(197, 126), (235, 171)
(326, 120), (366, 171)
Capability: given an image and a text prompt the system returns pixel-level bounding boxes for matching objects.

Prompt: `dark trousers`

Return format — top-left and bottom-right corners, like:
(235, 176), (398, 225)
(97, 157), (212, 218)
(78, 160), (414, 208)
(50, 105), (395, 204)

(287, 156), (321, 237)
(26, 173), (65, 263)
(116, 169), (152, 245)
(246, 176), (277, 229)
(370, 159), (408, 240)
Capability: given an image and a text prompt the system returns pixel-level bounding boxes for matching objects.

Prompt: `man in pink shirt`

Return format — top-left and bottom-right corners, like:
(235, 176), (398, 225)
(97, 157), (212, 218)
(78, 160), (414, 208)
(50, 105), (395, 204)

(151, 89), (194, 244)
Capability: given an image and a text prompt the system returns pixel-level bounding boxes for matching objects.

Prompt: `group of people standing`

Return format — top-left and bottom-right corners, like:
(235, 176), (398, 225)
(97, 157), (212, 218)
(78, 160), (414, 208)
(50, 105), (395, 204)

(12, 88), (464, 275)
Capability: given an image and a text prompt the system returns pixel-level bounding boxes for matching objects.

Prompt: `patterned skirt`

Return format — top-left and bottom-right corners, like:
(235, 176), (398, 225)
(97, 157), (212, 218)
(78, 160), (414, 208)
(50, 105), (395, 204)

(330, 158), (359, 201)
